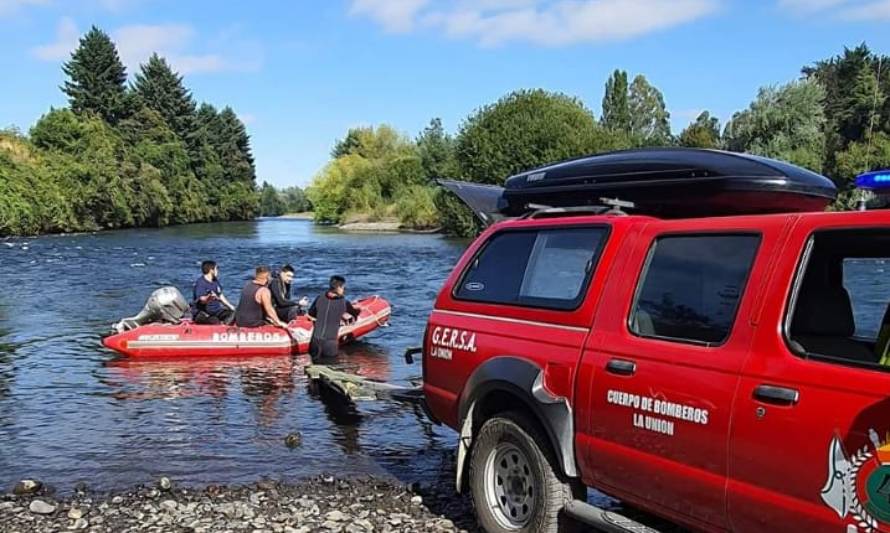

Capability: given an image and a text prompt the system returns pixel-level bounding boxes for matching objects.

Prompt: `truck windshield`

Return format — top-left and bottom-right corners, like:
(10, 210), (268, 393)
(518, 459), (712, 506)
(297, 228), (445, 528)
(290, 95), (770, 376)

(788, 228), (890, 368)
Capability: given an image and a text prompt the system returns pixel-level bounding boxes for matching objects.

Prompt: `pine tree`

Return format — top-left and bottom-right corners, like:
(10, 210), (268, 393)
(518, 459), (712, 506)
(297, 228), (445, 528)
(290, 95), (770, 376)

(133, 54), (198, 153)
(416, 117), (458, 180)
(628, 75), (671, 144)
(62, 26), (130, 124)
(217, 106), (256, 183)
(601, 69), (631, 132)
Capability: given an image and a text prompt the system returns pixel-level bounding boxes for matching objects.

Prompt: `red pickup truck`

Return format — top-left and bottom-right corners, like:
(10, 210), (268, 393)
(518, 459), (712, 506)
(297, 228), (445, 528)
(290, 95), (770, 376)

(421, 149), (890, 532)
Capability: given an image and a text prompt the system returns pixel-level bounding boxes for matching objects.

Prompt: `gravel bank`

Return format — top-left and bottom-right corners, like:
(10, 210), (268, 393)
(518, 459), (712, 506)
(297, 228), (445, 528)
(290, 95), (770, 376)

(1, 476), (479, 533)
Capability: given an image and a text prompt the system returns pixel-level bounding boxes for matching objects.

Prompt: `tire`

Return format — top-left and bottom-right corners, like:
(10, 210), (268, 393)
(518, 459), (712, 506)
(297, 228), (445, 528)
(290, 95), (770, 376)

(468, 410), (584, 533)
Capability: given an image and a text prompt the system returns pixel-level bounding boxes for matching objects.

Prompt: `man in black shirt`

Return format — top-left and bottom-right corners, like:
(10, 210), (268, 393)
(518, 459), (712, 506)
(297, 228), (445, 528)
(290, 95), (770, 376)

(269, 264), (309, 323)
(307, 275), (359, 361)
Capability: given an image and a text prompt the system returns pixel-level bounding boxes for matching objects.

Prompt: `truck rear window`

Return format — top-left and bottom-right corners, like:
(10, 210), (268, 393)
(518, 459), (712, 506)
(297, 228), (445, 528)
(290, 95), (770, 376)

(454, 227), (607, 310)
(629, 234), (760, 346)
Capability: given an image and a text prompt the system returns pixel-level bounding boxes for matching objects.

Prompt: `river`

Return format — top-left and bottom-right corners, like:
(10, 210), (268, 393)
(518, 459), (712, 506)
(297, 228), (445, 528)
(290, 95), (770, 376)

(0, 219), (467, 492)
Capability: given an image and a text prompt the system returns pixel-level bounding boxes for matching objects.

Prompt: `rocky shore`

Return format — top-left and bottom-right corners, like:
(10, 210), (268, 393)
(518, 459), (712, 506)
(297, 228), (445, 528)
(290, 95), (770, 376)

(1, 476), (479, 533)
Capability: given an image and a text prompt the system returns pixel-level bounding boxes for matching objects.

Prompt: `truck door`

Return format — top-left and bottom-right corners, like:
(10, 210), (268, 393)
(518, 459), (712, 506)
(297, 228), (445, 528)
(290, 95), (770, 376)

(576, 218), (783, 531)
(729, 221), (890, 532)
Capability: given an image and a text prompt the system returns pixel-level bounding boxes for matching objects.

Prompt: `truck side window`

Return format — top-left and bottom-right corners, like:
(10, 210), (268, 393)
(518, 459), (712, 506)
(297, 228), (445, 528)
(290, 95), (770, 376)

(629, 234), (760, 346)
(455, 227), (607, 310)
(787, 229), (890, 368)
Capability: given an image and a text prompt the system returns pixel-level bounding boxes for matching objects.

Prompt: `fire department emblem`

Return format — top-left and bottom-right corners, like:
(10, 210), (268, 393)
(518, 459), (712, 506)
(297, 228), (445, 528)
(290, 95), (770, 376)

(823, 430), (890, 531)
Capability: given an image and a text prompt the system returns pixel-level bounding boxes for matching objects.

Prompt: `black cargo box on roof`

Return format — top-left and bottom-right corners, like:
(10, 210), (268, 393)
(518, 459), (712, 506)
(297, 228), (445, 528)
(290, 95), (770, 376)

(500, 148), (838, 218)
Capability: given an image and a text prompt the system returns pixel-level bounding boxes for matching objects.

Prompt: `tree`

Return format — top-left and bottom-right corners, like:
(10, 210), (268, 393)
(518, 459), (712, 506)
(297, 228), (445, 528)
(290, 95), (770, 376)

(133, 54), (199, 154)
(119, 107), (208, 224)
(602, 69), (631, 133)
(723, 79), (826, 172)
(307, 125), (427, 225)
(331, 128), (364, 158)
(803, 45), (889, 175)
(456, 89), (616, 184)
(62, 26), (130, 124)
(679, 111), (721, 148)
(259, 182), (286, 216)
(216, 107), (256, 183)
(628, 75), (672, 144)
(834, 132), (890, 208)
(31, 108), (133, 229)
(280, 186), (311, 213)
(416, 118), (458, 180)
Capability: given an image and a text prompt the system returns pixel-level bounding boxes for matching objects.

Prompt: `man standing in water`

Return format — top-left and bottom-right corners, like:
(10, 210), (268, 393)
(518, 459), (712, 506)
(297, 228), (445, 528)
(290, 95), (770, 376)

(307, 275), (360, 361)
(234, 266), (288, 328)
(193, 260), (235, 325)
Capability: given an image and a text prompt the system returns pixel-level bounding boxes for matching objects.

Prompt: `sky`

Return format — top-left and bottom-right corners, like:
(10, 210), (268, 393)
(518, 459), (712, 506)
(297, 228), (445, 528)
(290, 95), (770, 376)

(2, 0), (890, 188)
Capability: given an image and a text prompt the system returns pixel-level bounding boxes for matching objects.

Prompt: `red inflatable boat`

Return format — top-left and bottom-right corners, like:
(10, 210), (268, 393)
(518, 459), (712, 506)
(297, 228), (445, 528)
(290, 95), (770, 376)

(103, 295), (391, 358)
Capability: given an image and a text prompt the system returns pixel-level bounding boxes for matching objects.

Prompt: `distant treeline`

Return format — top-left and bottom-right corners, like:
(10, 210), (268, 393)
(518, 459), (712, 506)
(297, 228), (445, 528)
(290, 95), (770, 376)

(309, 44), (890, 236)
(259, 182), (312, 217)
(0, 26), (260, 236)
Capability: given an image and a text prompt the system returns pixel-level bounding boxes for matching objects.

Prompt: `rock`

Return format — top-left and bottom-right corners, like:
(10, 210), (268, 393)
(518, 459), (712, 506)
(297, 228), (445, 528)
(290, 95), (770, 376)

(111, 496), (123, 505)
(29, 499), (56, 515)
(284, 432), (303, 448)
(325, 510), (346, 522)
(68, 507), (84, 519)
(12, 479), (42, 495)
(158, 477), (173, 491)
(68, 517), (89, 530)
(410, 495), (423, 505)
(160, 500), (177, 512)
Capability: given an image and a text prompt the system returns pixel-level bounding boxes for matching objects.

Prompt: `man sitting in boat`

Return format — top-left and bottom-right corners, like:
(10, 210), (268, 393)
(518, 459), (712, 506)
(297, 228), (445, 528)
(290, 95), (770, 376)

(269, 264), (310, 322)
(192, 260), (235, 325)
(234, 266), (289, 329)
(307, 275), (360, 360)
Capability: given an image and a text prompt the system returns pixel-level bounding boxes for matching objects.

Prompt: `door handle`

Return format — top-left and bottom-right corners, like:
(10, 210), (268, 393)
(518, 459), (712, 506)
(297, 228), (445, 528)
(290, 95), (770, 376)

(753, 385), (799, 406)
(606, 359), (636, 376)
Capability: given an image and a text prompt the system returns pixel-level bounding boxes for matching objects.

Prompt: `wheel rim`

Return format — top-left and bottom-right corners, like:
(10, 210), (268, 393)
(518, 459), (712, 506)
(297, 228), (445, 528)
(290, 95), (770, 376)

(483, 441), (536, 529)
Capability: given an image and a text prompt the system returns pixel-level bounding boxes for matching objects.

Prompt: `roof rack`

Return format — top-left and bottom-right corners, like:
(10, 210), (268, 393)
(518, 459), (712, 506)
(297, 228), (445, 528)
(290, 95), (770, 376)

(521, 205), (612, 220)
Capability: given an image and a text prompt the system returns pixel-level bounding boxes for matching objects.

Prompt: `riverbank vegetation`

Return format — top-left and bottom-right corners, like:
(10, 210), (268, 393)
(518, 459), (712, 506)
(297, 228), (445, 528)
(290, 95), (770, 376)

(308, 44), (890, 236)
(0, 27), (259, 236)
(4, 38), (887, 237)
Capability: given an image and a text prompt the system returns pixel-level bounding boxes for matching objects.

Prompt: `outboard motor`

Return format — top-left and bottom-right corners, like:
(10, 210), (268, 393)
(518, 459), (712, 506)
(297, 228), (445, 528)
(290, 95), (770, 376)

(112, 287), (190, 333)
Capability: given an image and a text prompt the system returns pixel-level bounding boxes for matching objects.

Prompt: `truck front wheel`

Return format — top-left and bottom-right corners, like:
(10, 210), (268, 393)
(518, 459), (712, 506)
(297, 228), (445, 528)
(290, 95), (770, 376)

(469, 411), (582, 533)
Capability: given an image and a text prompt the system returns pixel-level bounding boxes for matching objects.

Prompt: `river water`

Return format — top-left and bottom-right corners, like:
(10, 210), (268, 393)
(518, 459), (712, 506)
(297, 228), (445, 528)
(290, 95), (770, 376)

(0, 219), (467, 492)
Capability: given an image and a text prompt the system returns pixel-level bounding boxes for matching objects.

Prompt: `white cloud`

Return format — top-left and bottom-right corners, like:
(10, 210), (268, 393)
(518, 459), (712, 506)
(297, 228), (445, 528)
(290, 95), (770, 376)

(239, 113), (256, 125)
(349, 0), (431, 32)
(32, 19), (262, 75)
(31, 16), (79, 60)
(841, 0), (890, 19)
(350, 0), (718, 46)
(0, 0), (49, 17)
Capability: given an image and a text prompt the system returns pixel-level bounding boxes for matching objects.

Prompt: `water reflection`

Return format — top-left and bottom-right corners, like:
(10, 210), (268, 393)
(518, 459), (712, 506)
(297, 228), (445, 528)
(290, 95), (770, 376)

(104, 355), (299, 427)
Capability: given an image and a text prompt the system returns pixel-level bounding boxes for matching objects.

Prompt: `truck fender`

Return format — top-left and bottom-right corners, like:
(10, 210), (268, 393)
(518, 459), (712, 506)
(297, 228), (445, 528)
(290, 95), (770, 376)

(455, 356), (577, 493)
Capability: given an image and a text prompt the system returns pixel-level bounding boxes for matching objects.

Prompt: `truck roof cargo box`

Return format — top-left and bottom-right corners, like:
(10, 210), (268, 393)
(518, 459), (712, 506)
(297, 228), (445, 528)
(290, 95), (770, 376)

(501, 148), (837, 217)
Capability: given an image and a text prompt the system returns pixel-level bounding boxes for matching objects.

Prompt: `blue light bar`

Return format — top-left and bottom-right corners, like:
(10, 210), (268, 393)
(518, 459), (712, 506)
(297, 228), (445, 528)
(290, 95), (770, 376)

(856, 170), (890, 190)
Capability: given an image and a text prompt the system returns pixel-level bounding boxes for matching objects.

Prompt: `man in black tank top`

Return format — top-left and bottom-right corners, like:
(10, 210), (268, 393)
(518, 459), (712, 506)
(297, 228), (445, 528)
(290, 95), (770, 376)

(234, 266), (288, 328)
(307, 275), (359, 361)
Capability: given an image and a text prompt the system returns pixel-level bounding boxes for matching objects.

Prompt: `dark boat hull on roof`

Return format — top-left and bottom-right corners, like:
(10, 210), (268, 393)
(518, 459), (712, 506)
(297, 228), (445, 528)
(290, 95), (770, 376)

(500, 148), (838, 217)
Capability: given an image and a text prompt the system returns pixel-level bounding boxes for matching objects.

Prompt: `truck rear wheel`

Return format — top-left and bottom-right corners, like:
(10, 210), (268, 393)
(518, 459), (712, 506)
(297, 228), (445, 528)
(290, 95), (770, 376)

(469, 411), (582, 533)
